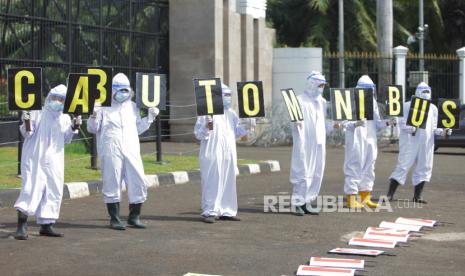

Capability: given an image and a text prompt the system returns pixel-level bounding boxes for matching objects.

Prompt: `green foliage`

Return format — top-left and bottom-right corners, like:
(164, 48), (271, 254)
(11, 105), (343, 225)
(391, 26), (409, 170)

(267, 0), (465, 53)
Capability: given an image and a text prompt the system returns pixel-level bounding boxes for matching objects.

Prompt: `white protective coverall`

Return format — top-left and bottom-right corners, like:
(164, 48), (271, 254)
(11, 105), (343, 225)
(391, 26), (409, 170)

(290, 72), (333, 206)
(194, 84), (251, 217)
(389, 82), (445, 186)
(14, 84), (77, 224)
(343, 75), (389, 195)
(87, 73), (156, 204)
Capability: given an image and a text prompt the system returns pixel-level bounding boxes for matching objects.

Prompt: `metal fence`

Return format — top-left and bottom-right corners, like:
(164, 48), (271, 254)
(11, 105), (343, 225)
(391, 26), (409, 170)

(0, 0), (169, 124)
(323, 51), (460, 102)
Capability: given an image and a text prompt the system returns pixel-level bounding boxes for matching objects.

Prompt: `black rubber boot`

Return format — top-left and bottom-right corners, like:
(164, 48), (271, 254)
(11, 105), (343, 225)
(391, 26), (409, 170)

(219, 216), (241, 221)
(294, 205), (305, 216)
(14, 211), (28, 240)
(127, 203), (146, 229)
(413, 181), (428, 204)
(387, 179), (400, 201)
(302, 204), (319, 215)
(106, 202), (126, 230)
(39, 224), (64, 237)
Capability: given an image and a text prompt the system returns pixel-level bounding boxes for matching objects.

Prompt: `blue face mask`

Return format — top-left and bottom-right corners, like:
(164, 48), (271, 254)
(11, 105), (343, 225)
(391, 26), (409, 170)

(114, 91), (131, 103)
(48, 100), (64, 112)
(223, 97), (232, 109)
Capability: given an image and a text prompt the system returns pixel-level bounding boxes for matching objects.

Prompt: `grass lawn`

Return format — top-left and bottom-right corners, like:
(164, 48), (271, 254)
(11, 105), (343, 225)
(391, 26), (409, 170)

(0, 143), (258, 189)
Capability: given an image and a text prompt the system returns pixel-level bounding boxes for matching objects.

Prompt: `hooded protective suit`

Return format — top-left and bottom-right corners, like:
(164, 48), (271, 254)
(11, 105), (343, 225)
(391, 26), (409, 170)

(343, 75), (389, 195)
(87, 73), (156, 204)
(14, 84), (76, 224)
(389, 82), (445, 186)
(290, 72), (332, 206)
(194, 84), (251, 218)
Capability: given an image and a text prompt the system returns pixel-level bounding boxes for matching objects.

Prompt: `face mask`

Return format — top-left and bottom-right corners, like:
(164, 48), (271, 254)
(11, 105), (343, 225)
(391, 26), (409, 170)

(419, 91), (431, 100)
(223, 97), (232, 109)
(317, 87), (324, 95)
(48, 100), (64, 112)
(114, 91), (130, 103)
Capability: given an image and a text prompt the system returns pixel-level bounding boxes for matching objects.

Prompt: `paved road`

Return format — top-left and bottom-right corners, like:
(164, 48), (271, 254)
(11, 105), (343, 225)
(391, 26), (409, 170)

(1, 144), (464, 276)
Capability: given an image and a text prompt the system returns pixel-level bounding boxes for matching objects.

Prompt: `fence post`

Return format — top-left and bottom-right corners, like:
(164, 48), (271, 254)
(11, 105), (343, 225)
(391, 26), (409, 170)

(457, 47), (465, 105)
(393, 45), (409, 100)
(156, 115), (163, 163)
(91, 135), (98, 170)
(17, 114), (22, 176)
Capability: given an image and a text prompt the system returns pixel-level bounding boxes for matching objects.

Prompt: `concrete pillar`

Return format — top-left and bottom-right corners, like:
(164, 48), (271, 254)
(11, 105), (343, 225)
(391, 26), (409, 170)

(223, 0), (241, 109)
(457, 47), (465, 105)
(393, 45), (409, 102)
(241, 14), (254, 81)
(169, 0), (223, 141)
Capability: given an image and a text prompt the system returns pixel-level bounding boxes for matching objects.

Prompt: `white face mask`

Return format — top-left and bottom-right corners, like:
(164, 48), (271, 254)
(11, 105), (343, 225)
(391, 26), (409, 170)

(223, 97), (232, 109)
(48, 100), (64, 112)
(419, 90), (431, 100)
(317, 87), (324, 95)
(114, 91), (131, 103)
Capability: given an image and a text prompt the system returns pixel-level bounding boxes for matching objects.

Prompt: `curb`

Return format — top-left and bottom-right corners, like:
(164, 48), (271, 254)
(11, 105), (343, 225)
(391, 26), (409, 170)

(0, 160), (281, 208)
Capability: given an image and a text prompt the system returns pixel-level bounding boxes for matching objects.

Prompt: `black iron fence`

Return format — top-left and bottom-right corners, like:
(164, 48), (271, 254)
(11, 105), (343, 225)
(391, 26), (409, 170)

(323, 51), (460, 102)
(0, 0), (170, 173)
(0, 0), (169, 123)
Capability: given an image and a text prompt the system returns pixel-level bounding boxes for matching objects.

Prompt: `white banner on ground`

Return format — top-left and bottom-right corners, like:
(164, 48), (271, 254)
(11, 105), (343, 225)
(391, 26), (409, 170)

(329, 248), (384, 257)
(309, 257), (364, 269)
(366, 227), (410, 235)
(363, 230), (409, 243)
(379, 221), (422, 232)
(395, 217), (437, 227)
(296, 265), (355, 276)
(349, 237), (397, 249)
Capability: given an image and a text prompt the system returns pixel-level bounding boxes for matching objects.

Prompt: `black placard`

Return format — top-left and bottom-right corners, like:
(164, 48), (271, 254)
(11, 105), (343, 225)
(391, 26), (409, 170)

(438, 98), (460, 129)
(64, 74), (99, 115)
(354, 88), (374, 120)
(330, 88), (357, 121)
(87, 67), (113, 107)
(193, 78), (224, 116)
(406, 96), (431, 129)
(7, 67), (42, 111)
(237, 81), (265, 118)
(385, 85), (404, 117)
(281, 88), (303, 122)
(136, 73), (167, 110)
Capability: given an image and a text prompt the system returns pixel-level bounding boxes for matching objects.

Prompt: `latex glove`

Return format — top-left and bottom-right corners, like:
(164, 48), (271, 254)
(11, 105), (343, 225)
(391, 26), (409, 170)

(72, 115), (82, 131)
(333, 122), (343, 129)
(148, 107), (160, 121)
(405, 126), (417, 134)
(440, 128), (452, 137)
(295, 121), (303, 130)
(206, 116), (213, 130)
(388, 118), (397, 127)
(355, 119), (366, 128)
(22, 111), (34, 133)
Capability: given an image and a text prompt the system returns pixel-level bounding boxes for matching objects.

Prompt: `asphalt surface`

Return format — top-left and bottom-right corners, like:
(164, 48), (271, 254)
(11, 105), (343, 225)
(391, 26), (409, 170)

(1, 143), (465, 276)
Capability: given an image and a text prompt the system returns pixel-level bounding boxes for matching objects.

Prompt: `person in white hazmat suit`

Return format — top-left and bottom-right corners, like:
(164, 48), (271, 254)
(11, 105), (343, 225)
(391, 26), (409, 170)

(14, 84), (81, 240)
(194, 83), (254, 223)
(87, 73), (159, 230)
(290, 72), (335, 216)
(387, 82), (452, 203)
(342, 75), (392, 209)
